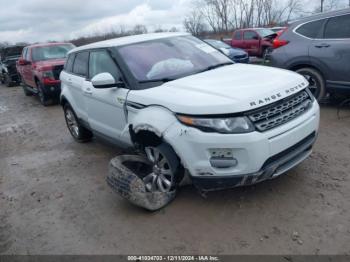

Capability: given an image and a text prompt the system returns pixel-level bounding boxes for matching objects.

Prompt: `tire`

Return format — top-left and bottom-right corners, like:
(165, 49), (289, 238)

(63, 104), (93, 143)
(296, 67), (326, 101)
(107, 155), (177, 211)
(37, 82), (50, 106)
(142, 143), (182, 193)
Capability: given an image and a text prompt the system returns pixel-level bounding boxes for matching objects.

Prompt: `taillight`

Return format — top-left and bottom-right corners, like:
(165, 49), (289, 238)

(273, 38), (289, 49)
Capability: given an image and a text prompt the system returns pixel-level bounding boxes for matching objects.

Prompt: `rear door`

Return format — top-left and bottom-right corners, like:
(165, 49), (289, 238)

(232, 30), (243, 48)
(243, 31), (260, 56)
(84, 49), (129, 141)
(310, 14), (350, 88)
(69, 51), (90, 122)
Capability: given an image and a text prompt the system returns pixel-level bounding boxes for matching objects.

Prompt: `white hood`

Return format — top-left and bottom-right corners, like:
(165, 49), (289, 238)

(128, 64), (309, 115)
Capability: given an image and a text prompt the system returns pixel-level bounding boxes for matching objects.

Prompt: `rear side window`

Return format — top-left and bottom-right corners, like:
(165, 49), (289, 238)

(244, 31), (259, 40)
(65, 54), (75, 73)
(73, 52), (89, 77)
(89, 50), (120, 80)
(234, 31), (242, 40)
(324, 14), (350, 39)
(296, 19), (325, 38)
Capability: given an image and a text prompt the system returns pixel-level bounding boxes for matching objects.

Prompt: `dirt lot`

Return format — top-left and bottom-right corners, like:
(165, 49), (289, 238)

(0, 84), (350, 255)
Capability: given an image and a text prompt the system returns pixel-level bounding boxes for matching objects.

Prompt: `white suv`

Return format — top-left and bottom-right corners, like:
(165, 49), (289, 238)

(60, 33), (320, 193)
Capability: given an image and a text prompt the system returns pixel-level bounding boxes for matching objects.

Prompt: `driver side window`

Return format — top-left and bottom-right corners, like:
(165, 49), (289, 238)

(89, 50), (120, 81)
(244, 31), (259, 40)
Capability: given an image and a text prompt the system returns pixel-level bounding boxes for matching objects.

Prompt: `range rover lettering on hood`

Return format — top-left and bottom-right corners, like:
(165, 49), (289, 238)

(249, 82), (307, 107)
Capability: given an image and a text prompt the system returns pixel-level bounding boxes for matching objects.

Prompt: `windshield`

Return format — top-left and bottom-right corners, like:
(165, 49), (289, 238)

(117, 36), (232, 82)
(256, 29), (276, 37)
(32, 44), (74, 62)
(205, 40), (230, 49)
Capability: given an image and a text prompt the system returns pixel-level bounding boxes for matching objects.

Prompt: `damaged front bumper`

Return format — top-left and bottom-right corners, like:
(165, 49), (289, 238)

(191, 132), (316, 191)
(162, 100), (320, 191)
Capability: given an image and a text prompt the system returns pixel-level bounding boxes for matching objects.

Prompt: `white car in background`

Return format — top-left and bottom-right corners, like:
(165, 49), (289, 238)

(60, 33), (320, 193)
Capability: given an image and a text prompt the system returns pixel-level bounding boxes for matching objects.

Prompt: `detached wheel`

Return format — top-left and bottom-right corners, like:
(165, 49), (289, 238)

(143, 143), (181, 193)
(296, 67), (326, 101)
(64, 104), (93, 143)
(37, 82), (50, 106)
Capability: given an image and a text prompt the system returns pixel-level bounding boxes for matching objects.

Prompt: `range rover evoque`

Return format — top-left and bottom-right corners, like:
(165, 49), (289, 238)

(60, 33), (320, 193)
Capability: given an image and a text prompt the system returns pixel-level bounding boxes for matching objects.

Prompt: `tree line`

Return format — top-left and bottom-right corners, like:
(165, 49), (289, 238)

(183, 0), (348, 36)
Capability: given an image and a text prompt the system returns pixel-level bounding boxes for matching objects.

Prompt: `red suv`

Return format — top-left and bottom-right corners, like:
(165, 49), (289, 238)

(227, 28), (277, 58)
(17, 42), (75, 105)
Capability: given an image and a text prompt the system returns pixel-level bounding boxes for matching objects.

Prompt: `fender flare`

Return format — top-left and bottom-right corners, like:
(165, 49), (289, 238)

(128, 106), (178, 138)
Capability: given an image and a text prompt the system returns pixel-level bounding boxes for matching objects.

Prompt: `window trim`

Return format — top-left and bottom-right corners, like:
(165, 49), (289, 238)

(293, 12), (350, 40)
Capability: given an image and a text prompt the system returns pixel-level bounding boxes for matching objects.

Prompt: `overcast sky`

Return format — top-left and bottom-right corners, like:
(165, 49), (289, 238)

(0, 0), (348, 44)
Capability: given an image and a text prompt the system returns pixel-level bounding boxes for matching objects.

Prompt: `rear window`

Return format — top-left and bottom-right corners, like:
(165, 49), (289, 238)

(65, 53), (75, 73)
(234, 31), (242, 40)
(296, 19), (325, 38)
(324, 14), (350, 39)
(72, 52), (89, 77)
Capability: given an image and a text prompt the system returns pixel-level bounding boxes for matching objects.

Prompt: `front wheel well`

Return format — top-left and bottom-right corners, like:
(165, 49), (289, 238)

(289, 64), (323, 76)
(130, 128), (162, 149)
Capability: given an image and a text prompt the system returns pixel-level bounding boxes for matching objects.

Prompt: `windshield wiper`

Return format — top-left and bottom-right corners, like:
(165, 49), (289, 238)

(198, 62), (233, 73)
(139, 78), (175, 84)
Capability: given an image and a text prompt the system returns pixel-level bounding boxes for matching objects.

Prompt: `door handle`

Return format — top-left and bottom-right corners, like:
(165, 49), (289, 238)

(315, 43), (330, 48)
(84, 88), (93, 94)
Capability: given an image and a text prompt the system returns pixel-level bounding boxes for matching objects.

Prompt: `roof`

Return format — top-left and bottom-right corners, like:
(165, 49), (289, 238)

(27, 42), (73, 48)
(70, 32), (190, 53)
(289, 7), (350, 25)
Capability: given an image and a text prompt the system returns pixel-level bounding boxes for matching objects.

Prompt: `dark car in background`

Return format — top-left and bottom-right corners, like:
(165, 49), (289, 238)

(0, 45), (24, 87)
(271, 8), (350, 101)
(204, 39), (249, 63)
(17, 42), (75, 106)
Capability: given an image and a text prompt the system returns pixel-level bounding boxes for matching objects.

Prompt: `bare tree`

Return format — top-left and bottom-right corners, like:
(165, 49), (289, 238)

(132, 24), (148, 35)
(183, 10), (206, 35)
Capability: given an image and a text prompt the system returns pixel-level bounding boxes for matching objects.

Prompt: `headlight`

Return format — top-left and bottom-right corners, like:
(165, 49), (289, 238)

(177, 115), (255, 134)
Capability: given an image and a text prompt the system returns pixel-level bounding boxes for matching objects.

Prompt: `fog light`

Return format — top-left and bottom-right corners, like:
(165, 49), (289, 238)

(50, 86), (55, 91)
(210, 157), (238, 168)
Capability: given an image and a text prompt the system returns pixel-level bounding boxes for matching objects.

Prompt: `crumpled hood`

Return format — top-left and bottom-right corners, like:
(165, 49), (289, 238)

(128, 64), (308, 115)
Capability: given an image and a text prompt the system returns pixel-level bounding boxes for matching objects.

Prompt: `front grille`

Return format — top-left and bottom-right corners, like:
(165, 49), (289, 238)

(233, 54), (247, 59)
(248, 90), (313, 132)
(52, 65), (64, 80)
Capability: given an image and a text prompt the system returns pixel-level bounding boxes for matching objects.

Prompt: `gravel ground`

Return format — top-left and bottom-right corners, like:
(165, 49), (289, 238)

(0, 84), (350, 255)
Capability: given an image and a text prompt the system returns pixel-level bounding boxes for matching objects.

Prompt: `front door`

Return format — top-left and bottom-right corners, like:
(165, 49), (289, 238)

(84, 49), (128, 140)
(243, 31), (260, 56)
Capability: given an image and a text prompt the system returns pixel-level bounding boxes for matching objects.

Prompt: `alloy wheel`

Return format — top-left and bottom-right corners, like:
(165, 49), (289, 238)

(65, 109), (79, 138)
(143, 147), (175, 193)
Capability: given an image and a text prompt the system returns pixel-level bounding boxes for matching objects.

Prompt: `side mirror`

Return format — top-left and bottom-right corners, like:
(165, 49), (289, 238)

(18, 58), (30, 66)
(91, 72), (124, 89)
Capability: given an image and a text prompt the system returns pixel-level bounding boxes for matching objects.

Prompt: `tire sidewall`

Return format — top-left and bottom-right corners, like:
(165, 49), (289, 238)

(296, 68), (326, 101)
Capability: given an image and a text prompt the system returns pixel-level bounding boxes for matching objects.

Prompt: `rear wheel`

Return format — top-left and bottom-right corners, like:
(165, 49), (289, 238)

(142, 143), (181, 193)
(64, 104), (93, 143)
(296, 67), (326, 101)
